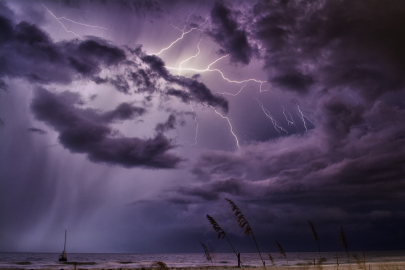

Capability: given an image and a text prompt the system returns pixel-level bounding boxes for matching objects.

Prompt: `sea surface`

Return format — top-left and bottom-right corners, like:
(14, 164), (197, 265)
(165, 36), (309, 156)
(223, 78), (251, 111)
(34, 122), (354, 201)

(0, 251), (404, 269)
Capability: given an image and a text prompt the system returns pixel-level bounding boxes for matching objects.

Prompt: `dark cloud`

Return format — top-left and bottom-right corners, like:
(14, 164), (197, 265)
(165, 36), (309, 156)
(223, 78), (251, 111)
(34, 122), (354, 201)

(66, 40), (126, 78)
(108, 75), (131, 94)
(202, 107), (404, 203)
(0, 14), (13, 43)
(178, 177), (246, 201)
(175, 77), (229, 112)
(2, 0), (405, 254)
(71, 39), (126, 74)
(0, 10), (229, 115)
(0, 79), (7, 92)
(271, 72), (314, 94)
(251, 0), (405, 98)
(27, 127), (47, 134)
(141, 55), (171, 80)
(155, 114), (176, 133)
(166, 88), (191, 103)
(155, 91), (405, 250)
(208, 1), (254, 65)
(57, 0), (163, 18)
(141, 55), (229, 112)
(317, 95), (364, 146)
(30, 87), (181, 168)
(0, 14), (126, 84)
(101, 102), (146, 122)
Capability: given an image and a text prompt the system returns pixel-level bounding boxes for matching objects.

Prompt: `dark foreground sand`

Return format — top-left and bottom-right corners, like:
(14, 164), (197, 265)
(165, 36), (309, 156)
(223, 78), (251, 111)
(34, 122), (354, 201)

(5, 262), (405, 270)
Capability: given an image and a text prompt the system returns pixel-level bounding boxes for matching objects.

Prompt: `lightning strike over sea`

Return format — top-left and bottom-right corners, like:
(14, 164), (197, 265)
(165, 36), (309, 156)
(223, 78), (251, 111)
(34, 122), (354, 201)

(3, 0), (403, 258)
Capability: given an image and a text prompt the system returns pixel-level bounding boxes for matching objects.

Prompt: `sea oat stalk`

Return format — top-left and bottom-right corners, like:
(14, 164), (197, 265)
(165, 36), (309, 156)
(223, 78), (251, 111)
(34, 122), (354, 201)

(200, 242), (213, 266)
(308, 220), (321, 259)
(275, 241), (288, 265)
(225, 198), (266, 270)
(206, 214), (242, 267)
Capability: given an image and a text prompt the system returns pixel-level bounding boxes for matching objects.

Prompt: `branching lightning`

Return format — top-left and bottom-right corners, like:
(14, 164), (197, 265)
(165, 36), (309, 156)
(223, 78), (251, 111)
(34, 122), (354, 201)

(150, 11), (269, 148)
(276, 95), (296, 127)
(219, 83), (247, 96)
(56, 17), (108, 30)
(178, 38), (202, 75)
(256, 98), (288, 134)
(149, 9), (313, 148)
(208, 105), (240, 149)
(43, 4), (82, 39)
(148, 15), (209, 56)
(281, 103), (296, 127)
(166, 54), (268, 86)
(294, 99), (313, 132)
(42, 4), (108, 40)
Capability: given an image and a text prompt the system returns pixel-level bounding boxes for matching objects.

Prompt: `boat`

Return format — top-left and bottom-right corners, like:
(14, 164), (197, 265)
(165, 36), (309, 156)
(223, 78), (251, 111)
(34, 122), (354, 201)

(58, 230), (67, 262)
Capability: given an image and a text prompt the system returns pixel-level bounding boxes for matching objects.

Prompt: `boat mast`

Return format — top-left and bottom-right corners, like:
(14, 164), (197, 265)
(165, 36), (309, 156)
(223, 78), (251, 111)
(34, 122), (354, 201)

(64, 230), (67, 252)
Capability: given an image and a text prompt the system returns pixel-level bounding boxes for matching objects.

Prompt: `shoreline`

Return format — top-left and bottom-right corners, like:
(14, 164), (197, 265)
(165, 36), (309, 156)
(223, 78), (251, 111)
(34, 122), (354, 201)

(2, 262), (405, 270)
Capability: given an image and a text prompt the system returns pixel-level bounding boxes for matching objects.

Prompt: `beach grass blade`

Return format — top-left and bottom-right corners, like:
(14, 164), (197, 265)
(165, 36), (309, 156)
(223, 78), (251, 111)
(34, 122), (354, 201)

(206, 214), (242, 267)
(308, 220), (321, 259)
(225, 198), (266, 270)
(275, 240), (288, 265)
(200, 242), (213, 266)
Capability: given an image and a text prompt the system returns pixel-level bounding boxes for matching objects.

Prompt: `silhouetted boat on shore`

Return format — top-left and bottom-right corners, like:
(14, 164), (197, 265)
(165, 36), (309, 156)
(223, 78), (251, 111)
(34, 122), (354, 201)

(58, 230), (67, 262)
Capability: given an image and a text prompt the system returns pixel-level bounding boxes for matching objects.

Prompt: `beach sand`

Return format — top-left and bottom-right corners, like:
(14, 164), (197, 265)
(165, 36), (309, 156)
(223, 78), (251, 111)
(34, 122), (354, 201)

(5, 262), (405, 270)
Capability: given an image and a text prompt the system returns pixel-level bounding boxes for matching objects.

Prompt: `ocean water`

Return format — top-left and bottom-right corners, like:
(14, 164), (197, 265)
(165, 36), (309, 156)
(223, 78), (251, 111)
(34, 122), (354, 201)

(0, 251), (404, 269)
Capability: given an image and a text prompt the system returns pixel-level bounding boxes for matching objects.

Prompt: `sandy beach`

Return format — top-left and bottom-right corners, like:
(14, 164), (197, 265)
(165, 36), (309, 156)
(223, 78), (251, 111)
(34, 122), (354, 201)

(3, 262), (405, 270)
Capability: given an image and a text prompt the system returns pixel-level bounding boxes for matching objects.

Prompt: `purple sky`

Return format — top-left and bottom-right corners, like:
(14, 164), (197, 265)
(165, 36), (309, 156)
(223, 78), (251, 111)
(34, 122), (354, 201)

(1, 0), (405, 254)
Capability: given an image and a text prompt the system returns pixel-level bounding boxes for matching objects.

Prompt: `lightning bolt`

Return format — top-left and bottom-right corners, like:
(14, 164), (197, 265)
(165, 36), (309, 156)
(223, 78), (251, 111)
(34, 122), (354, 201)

(276, 95), (296, 127)
(209, 105), (240, 149)
(42, 4), (108, 40)
(281, 103), (296, 127)
(170, 7), (196, 32)
(219, 83), (248, 96)
(294, 99), (313, 132)
(150, 10), (305, 148)
(348, 93), (359, 105)
(148, 15), (209, 56)
(166, 55), (268, 86)
(178, 38), (202, 75)
(256, 98), (288, 134)
(55, 17), (108, 30)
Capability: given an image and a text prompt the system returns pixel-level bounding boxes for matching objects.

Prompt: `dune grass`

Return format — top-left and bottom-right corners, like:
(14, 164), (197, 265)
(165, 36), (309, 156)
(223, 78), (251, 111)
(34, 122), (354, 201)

(206, 214), (242, 267)
(201, 242), (214, 266)
(203, 200), (403, 270)
(225, 198), (266, 270)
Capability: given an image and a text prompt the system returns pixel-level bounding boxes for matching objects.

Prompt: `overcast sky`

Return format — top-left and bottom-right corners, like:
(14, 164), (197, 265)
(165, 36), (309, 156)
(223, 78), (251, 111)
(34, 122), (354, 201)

(1, 0), (405, 254)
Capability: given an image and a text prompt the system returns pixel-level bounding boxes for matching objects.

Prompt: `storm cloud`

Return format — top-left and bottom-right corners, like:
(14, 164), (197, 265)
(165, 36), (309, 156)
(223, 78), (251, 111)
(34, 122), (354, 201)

(1, 0), (405, 254)
(249, 0), (405, 97)
(208, 1), (255, 65)
(30, 87), (180, 168)
(0, 11), (228, 109)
